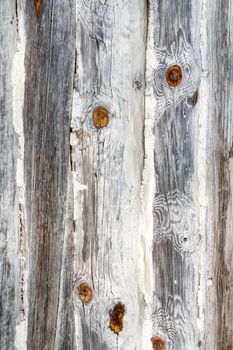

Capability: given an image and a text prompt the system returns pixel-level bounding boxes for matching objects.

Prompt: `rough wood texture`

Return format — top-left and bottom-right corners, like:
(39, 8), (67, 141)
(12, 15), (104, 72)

(147, 0), (233, 349)
(0, 2), (18, 349)
(205, 1), (233, 348)
(0, 0), (232, 349)
(71, 1), (147, 349)
(147, 0), (203, 346)
(23, 1), (76, 349)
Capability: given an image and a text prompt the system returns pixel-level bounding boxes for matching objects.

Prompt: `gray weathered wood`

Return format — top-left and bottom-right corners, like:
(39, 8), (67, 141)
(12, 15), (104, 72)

(205, 1), (233, 348)
(71, 1), (147, 349)
(147, 0), (203, 346)
(0, 0), (232, 349)
(0, 1), (18, 349)
(148, 0), (233, 349)
(23, 1), (76, 349)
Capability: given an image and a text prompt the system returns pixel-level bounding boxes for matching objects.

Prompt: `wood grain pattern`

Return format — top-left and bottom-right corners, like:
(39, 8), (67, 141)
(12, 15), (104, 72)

(153, 191), (199, 254)
(205, 1), (233, 348)
(0, 2), (18, 349)
(0, 1), (232, 349)
(147, 0), (204, 348)
(23, 1), (76, 349)
(72, 1), (147, 349)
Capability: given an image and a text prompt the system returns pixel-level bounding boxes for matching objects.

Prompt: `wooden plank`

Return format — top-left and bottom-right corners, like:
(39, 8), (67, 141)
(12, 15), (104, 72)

(71, 1), (148, 349)
(146, 0), (205, 348)
(205, 1), (233, 348)
(0, 1), (19, 349)
(23, 1), (76, 349)
(0, 1), (232, 349)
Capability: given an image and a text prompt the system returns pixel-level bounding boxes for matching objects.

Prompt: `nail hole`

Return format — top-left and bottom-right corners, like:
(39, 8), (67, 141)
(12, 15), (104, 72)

(109, 303), (125, 335)
(77, 283), (93, 304)
(92, 107), (109, 129)
(151, 336), (166, 350)
(165, 65), (182, 87)
(187, 90), (198, 106)
(132, 80), (143, 91)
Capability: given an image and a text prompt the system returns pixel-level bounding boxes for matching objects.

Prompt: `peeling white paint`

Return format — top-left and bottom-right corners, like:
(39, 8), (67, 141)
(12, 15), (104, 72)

(15, 320), (27, 350)
(12, 1), (27, 349)
(196, 0), (208, 339)
(140, 1), (154, 348)
(12, 1), (25, 195)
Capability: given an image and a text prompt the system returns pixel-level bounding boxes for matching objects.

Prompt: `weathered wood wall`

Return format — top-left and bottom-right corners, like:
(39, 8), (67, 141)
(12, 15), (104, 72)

(0, 0), (232, 349)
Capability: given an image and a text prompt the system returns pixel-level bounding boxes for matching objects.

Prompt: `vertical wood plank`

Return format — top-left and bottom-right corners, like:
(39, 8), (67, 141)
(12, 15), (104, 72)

(23, 1), (76, 349)
(146, 0), (205, 348)
(0, 1), (232, 349)
(205, 1), (233, 348)
(0, 1), (18, 349)
(71, 1), (147, 349)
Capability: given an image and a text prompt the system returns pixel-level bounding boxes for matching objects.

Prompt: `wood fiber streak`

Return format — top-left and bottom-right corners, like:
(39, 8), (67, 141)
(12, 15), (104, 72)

(206, 1), (233, 348)
(150, 0), (201, 348)
(72, 0), (147, 349)
(0, 2), (18, 349)
(23, 1), (75, 349)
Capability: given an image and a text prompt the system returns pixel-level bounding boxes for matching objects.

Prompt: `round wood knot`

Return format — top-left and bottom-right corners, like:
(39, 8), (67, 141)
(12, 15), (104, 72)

(77, 283), (92, 304)
(92, 107), (109, 129)
(109, 303), (125, 335)
(165, 65), (182, 87)
(151, 336), (166, 350)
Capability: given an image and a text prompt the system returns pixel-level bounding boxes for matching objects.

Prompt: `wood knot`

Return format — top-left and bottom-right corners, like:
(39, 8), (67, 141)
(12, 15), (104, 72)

(35, 0), (43, 19)
(77, 283), (92, 304)
(151, 336), (166, 350)
(109, 303), (125, 335)
(92, 107), (109, 129)
(165, 65), (182, 87)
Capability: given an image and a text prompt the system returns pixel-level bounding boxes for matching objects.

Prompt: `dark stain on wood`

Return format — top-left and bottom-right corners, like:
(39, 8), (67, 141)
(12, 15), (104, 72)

(151, 336), (166, 350)
(165, 65), (182, 87)
(92, 107), (109, 129)
(109, 303), (125, 335)
(34, 0), (43, 20)
(187, 90), (198, 106)
(213, 145), (232, 349)
(15, 0), (19, 36)
(77, 283), (93, 304)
